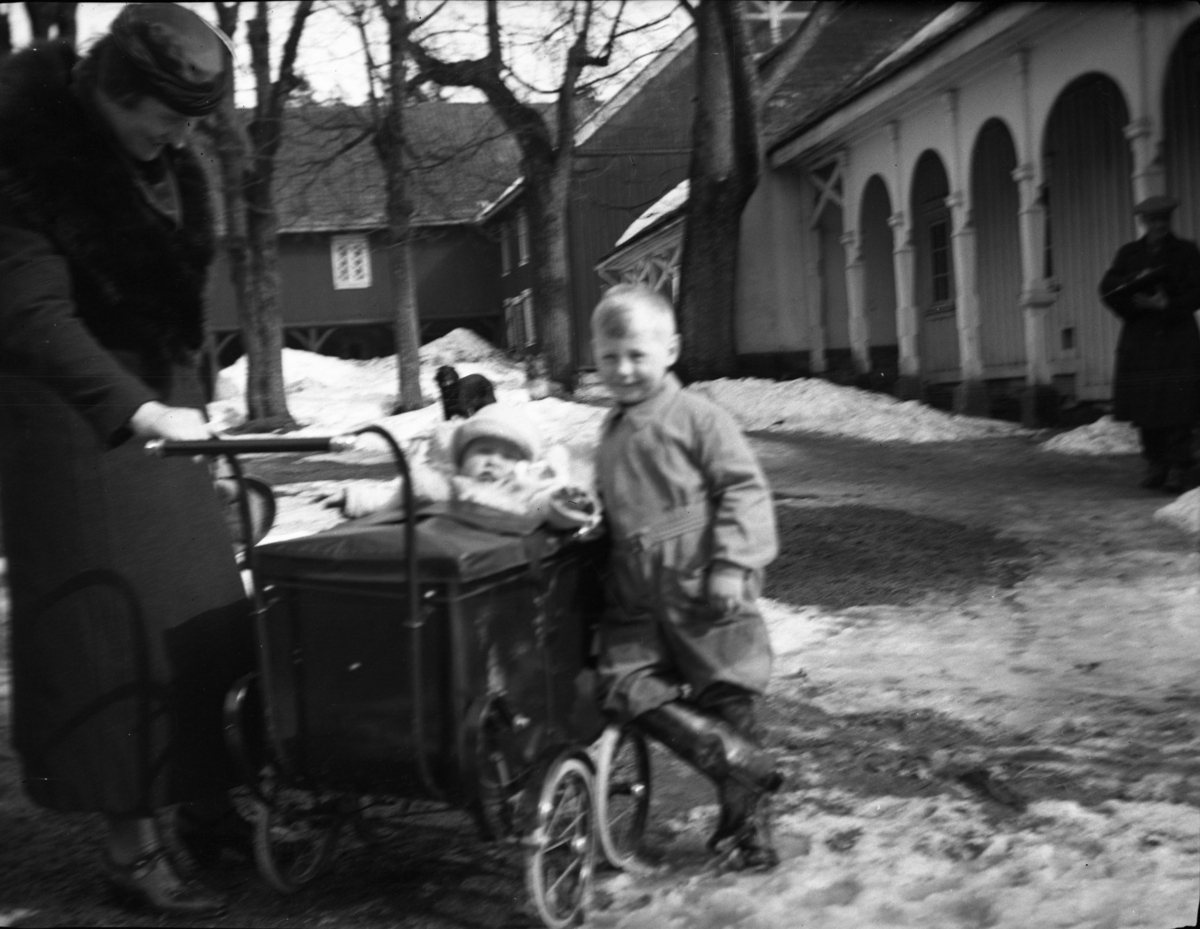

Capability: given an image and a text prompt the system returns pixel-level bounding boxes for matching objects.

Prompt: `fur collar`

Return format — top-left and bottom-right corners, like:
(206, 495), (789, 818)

(0, 43), (214, 366)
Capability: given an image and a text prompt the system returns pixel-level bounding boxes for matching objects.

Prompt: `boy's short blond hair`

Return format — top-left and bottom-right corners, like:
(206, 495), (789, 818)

(591, 283), (677, 340)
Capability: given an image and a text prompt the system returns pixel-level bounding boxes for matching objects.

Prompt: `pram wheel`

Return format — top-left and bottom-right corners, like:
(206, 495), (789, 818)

(523, 748), (596, 929)
(252, 773), (342, 893)
(593, 723), (652, 872)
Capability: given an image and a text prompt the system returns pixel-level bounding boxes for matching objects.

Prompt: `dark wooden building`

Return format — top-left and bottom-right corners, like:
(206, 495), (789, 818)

(205, 102), (523, 363)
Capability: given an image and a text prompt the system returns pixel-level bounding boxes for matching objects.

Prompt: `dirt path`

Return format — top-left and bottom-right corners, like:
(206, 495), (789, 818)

(1, 431), (1197, 928)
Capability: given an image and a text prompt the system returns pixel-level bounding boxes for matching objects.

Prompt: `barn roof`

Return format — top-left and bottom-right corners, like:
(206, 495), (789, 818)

(232, 101), (526, 234)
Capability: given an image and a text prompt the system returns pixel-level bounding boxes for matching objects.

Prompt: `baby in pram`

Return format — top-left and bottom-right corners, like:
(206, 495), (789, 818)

(333, 402), (601, 535)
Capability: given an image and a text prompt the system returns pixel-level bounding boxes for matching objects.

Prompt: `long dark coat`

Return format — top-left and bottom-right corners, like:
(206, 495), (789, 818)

(0, 44), (251, 815)
(1099, 232), (1200, 428)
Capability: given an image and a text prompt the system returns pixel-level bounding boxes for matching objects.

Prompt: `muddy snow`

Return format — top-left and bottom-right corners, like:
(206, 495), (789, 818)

(0, 331), (1196, 928)
(198, 334), (1199, 929)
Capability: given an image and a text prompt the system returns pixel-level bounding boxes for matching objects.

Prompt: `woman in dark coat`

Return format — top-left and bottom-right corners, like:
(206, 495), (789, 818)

(0, 4), (249, 915)
(1100, 195), (1200, 493)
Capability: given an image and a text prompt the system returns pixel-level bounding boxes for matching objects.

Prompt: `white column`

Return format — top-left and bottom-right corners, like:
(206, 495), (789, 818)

(1125, 118), (1162, 210)
(944, 90), (986, 413)
(1012, 162), (1054, 387)
(1125, 7), (1164, 209)
(947, 192), (983, 383)
(890, 212), (919, 377)
(888, 120), (921, 399)
(1010, 47), (1059, 424)
(841, 228), (870, 373)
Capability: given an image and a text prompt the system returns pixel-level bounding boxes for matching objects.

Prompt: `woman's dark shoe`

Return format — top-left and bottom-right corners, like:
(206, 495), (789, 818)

(101, 847), (227, 916)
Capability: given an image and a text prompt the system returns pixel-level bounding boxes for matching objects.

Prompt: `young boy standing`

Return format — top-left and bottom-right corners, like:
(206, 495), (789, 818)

(591, 283), (782, 870)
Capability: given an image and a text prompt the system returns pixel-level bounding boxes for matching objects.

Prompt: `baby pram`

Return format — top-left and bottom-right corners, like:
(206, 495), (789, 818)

(151, 429), (651, 928)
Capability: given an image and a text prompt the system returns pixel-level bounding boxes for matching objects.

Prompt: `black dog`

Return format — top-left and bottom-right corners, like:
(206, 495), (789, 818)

(435, 365), (461, 420)
(435, 365), (496, 419)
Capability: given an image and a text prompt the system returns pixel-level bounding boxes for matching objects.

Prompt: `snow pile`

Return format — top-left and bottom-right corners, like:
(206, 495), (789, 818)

(1040, 416), (1140, 456)
(209, 331), (527, 434)
(689, 378), (1022, 443)
(596, 796), (1198, 928)
(209, 338), (1042, 448)
(1154, 487), (1200, 536)
(417, 326), (511, 368)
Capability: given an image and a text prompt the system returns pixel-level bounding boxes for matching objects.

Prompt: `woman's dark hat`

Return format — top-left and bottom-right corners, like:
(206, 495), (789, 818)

(109, 3), (232, 116)
(1133, 195), (1178, 217)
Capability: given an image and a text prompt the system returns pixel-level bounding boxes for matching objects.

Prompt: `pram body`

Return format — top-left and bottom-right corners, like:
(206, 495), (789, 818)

(154, 432), (650, 929)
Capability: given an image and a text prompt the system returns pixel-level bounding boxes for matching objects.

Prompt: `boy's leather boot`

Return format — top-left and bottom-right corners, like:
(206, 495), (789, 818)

(635, 700), (782, 870)
(634, 700), (782, 794)
(697, 692), (781, 871)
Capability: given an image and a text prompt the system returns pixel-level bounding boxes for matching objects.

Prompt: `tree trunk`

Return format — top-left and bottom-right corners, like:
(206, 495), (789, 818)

(677, 0), (760, 383)
(241, 167), (293, 428)
(378, 0), (424, 413)
(23, 2), (75, 46)
(203, 27), (251, 396)
(231, 0), (311, 430)
(525, 159), (575, 389)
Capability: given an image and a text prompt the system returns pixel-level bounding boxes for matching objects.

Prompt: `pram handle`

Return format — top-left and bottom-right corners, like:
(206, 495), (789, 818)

(145, 435), (360, 456)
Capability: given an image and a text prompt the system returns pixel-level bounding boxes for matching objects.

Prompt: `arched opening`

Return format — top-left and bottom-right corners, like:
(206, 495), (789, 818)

(1042, 73), (1132, 402)
(910, 149), (958, 398)
(970, 119), (1023, 381)
(1163, 19), (1200, 241)
(859, 175), (898, 381)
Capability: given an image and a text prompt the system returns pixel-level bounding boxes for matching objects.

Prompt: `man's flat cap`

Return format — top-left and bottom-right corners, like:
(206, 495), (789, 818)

(1133, 194), (1179, 216)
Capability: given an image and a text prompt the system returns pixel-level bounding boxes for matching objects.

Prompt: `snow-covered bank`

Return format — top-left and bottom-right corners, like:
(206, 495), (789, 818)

(1039, 416), (1140, 456)
(207, 333), (1035, 449)
(690, 378), (1023, 443)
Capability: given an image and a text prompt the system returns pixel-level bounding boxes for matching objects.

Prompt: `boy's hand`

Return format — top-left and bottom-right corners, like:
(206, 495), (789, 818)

(708, 563), (747, 615)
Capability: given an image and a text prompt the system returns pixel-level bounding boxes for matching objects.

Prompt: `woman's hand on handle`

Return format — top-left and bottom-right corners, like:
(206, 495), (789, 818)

(129, 400), (213, 441)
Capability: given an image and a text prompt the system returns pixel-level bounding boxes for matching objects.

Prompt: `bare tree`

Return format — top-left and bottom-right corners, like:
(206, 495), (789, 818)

(350, 0), (430, 413)
(208, 0), (314, 431)
(405, 0), (630, 389)
(23, 1), (74, 46)
(675, 0), (760, 382)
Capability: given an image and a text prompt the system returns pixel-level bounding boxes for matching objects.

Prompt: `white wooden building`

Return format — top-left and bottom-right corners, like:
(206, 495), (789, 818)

(598, 2), (1200, 421)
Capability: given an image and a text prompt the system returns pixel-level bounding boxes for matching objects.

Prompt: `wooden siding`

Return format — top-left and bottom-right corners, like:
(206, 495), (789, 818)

(206, 226), (501, 337)
(1163, 21), (1200, 243)
(569, 152), (690, 367)
(972, 120), (1025, 370)
(1042, 74), (1132, 399)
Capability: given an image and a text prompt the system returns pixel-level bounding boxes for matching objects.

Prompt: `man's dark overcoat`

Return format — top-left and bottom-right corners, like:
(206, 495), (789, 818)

(0, 43), (251, 814)
(1099, 232), (1200, 428)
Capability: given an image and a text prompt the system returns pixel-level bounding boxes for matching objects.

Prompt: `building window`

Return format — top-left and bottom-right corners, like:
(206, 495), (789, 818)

(331, 234), (372, 290)
(500, 222), (512, 276)
(516, 209), (530, 266)
(929, 218), (953, 306)
(505, 289), (536, 349)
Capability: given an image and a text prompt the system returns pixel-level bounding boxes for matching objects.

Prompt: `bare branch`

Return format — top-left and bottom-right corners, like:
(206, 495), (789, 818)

(273, 0), (315, 110)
